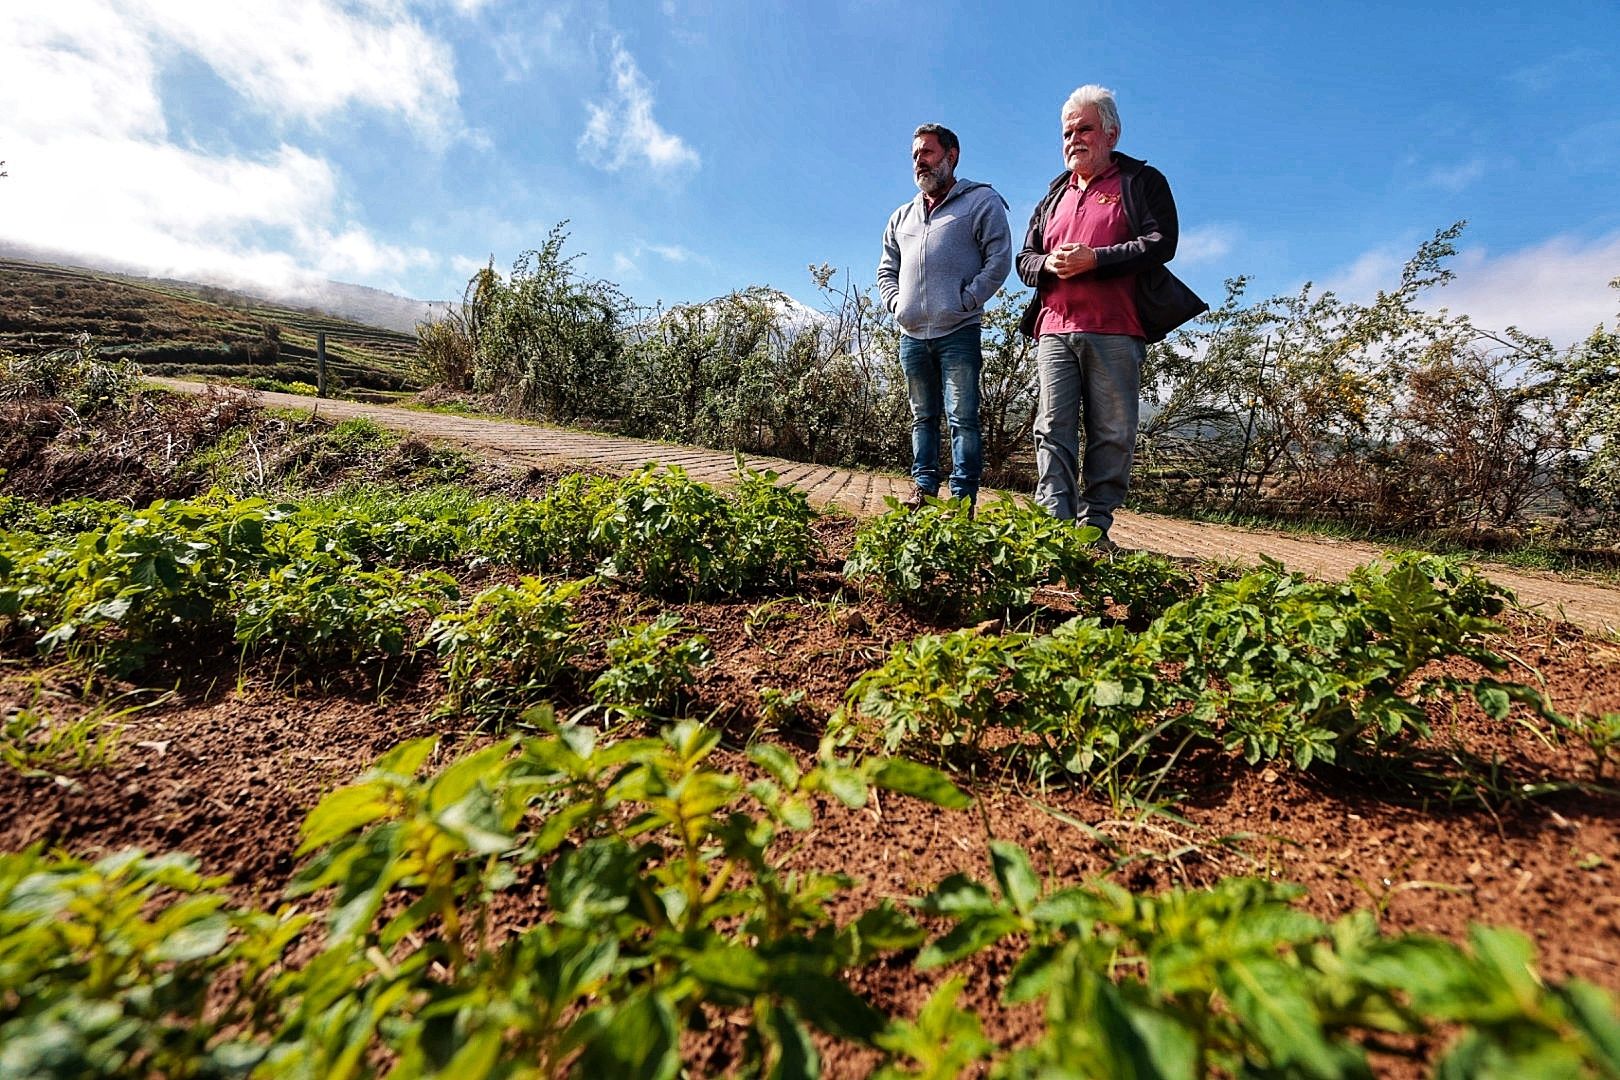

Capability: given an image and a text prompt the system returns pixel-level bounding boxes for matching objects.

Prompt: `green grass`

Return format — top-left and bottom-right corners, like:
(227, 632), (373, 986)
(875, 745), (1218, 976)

(298, 481), (492, 523)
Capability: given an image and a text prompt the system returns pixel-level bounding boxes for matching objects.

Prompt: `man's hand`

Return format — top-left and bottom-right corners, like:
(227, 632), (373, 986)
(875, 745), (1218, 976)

(1044, 242), (1097, 279)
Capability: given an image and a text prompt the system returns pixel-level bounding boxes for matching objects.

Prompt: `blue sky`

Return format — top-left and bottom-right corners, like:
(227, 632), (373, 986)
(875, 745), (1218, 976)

(2, 0), (1617, 344)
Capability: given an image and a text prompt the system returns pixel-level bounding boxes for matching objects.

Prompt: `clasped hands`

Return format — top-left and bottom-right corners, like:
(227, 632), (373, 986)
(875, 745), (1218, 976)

(1044, 242), (1097, 279)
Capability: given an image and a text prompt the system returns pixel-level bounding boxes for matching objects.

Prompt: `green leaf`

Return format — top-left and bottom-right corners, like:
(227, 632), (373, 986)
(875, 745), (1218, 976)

(849, 900), (927, 959)
(917, 913), (1020, 969)
(777, 795), (813, 831)
(1435, 1031), (1585, 1080)
(366, 734), (440, 781)
(533, 800), (598, 857)
(1220, 955), (1360, 1078)
(1474, 683), (1511, 721)
(296, 782), (395, 855)
(763, 1003), (819, 1080)
(1003, 941), (1066, 1004)
(574, 992), (679, 1080)
(541, 928), (620, 1007)
(1084, 971), (1195, 1079)
(917, 874), (999, 916)
(426, 739), (516, 813)
(1031, 887), (1106, 928)
(749, 743), (801, 789)
(686, 941), (770, 993)
(1353, 935), (1478, 1014)
(1561, 980), (1620, 1072)
(1122, 997), (1204, 1079)
(989, 840), (1040, 916)
(771, 972), (886, 1043)
(443, 1025), (502, 1078)
(866, 757), (971, 809)
(550, 838), (643, 927)
(327, 825), (403, 940)
(1467, 924), (1543, 1011)
(153, 912), (230, 962)
(815, 762), (869, 808)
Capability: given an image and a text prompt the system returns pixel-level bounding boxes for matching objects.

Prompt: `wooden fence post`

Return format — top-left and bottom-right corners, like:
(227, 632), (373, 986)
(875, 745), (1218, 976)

(316, 331), (328, 398)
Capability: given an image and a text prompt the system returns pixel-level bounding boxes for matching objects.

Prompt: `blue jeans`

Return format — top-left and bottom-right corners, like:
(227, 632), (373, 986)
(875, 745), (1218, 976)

(1032, 331), (1145, 532)
(899, 324), (983, 500)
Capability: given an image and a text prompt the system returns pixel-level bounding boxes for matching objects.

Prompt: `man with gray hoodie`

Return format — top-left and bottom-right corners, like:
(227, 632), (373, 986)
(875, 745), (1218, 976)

(877, 124), (1012, 508)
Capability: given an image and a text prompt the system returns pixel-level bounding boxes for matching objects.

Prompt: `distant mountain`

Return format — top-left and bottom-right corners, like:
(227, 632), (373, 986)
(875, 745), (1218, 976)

(0, 240), (450, 334)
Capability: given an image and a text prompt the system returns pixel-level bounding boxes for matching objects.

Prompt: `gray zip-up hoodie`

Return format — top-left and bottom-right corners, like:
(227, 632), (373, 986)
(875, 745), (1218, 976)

(877, 179), (1012, 341)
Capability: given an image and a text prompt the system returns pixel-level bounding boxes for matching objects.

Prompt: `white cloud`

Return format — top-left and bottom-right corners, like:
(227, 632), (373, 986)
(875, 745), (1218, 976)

(1508, 48), (1601, 95)
(311, 226), (434, 280)
(578, 38), (700, 173)
(1424, 158), (1487, 193)
(1321, 247), (1407, 301)
(608, 240), (707, 279)
(451, 253), (496, 278)
(125, 0), (460, 138)
(492, 5), (578, 82)
(647, 243), (698, 263)
(1176, 225), (1236, 266)
(1323, 234), (1620, 347)
(1432, 233), (1620, 346)
(0, 2), (163, 142)
(1556, 118), (1620, 175)
(0, 1), (457, 295)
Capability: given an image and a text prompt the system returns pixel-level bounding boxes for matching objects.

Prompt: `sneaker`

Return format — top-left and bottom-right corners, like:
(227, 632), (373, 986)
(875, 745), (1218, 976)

(901, 486), (935, 511)
(1092, 532), (1121, 554)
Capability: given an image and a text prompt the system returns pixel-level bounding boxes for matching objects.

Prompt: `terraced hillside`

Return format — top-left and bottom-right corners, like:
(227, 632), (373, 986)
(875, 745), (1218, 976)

(0, 259), (419, 392)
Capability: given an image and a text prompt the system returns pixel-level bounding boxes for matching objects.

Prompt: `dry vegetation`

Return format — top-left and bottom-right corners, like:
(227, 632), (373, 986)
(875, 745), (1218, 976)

(0, 259), (416, 392)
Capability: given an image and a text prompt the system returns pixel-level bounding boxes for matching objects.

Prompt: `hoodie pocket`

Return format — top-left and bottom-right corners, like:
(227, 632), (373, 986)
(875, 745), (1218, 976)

(895, 292), (927, 333)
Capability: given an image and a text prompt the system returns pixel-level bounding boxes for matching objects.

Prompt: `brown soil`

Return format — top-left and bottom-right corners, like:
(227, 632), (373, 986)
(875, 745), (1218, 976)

(3, 516), (1618, 1076)
(7, 388), (1620, 1074)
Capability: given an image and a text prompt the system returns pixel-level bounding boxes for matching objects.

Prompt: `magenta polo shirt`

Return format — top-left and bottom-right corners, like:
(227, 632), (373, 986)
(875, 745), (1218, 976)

(1036, 165), (1144, 339)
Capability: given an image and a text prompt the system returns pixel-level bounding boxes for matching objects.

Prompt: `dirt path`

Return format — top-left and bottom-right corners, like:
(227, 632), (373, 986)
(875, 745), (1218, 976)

(155, 379), (1620, 635)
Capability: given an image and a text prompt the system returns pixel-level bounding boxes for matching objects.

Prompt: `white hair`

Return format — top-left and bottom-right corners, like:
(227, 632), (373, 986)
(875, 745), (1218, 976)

(1062, 84), (1120, 137)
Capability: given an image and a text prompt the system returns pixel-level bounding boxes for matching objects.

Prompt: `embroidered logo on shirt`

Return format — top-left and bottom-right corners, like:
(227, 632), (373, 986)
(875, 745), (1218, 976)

(1091, 192), (1118, 205)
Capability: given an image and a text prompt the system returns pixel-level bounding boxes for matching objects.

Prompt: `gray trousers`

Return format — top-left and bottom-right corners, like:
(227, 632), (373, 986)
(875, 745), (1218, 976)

(1032, 331), (1145, 532)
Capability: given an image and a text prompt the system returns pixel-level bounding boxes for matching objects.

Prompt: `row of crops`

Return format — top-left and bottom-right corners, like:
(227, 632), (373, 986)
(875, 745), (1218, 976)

(3, 465), (1619, 1076)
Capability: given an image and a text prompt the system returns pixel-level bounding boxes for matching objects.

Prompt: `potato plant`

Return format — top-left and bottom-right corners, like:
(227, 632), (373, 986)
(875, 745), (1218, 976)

(1163, 552), (1516, 767)
(423, 576), (586, 722)
(234, 561), (460, 671)
(590, 612), (713, 718)
(844, 496), (1192, 621)
(467, 462), (817, 599)
(0, 720), (970, 1078)
(0, 494), (287, 676)
(843, 555), (1543, 791)
(839, 628), (1022, 757)
(588, 462), (816, 597)
(907, 842), (1620, 1078)
(4, 733), (1615, 1079)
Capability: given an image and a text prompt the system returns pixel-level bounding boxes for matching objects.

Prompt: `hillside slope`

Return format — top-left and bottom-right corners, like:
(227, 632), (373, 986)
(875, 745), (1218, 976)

(0, 259), (420, 392)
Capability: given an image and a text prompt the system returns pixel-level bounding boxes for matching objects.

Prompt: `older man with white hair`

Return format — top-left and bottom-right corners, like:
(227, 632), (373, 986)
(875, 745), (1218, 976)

(1016, 85), (1206, 548)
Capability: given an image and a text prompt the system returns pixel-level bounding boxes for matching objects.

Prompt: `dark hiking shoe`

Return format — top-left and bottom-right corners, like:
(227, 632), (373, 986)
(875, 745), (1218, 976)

(901, 486), (935, 511)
